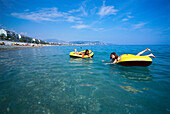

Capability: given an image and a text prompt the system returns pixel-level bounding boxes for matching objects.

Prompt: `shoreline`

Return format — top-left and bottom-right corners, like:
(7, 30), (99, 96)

(0, 40), (107, 51)
(0, 45), (41, 51)
(0, 40), (44, 51)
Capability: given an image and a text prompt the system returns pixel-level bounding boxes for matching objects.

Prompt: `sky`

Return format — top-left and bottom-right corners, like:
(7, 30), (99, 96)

(0, 0), (170, 44)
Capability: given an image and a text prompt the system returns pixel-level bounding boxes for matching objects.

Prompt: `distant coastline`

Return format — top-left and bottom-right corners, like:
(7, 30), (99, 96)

(0, 40), (107, 51)
(0, 40), (43, 51)
(0, 28), (106, 51)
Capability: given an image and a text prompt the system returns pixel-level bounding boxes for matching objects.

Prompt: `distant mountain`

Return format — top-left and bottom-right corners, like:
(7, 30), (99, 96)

(44, 39), (66, 43)
(106, 43), (118, 45)
(69, 41), (101, 44)
(43, 39), (106, 45)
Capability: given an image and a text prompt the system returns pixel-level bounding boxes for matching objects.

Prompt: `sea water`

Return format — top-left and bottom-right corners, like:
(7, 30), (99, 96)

(0, 45), (169, 114)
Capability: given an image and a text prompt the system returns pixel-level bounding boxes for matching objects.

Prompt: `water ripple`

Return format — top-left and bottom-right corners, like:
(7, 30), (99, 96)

(0, 45), (170, 113)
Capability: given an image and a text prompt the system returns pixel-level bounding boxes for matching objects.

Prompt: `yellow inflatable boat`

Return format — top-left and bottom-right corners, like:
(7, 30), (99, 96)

(69, 50), (94, 58)
(117, 54), (152, 66)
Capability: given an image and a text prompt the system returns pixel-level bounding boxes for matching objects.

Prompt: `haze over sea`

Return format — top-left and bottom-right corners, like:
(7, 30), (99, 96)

(0, 45), (169, 113)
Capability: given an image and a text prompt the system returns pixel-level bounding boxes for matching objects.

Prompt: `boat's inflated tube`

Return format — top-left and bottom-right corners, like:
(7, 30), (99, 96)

(117, 54), (152, 66)
(69, 50), (94, 58)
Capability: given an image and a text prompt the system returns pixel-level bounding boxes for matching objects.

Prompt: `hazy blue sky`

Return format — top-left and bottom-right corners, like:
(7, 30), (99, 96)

(0, 0), (170, 44)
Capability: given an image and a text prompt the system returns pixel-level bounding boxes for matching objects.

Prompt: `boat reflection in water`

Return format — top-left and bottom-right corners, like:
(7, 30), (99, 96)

(109, 65), (152, 94)
(69, 58), (93, 64)
(109, 65), (152, 82)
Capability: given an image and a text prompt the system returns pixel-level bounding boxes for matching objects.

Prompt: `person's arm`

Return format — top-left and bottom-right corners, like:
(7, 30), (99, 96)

(82, 53), (85, 58)
(105, 59), (117, 64)
(113, 59), (117, 64)
(88, 54), (92, 59)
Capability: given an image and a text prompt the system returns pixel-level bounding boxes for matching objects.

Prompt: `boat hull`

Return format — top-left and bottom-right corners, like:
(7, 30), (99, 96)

(69, 50), (94, 58)
(117, 54), (152, 66)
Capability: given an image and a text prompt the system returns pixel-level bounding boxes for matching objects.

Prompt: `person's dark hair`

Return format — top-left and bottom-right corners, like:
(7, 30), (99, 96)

(110, 52), (118, 61)
(85, 49), (89, 55)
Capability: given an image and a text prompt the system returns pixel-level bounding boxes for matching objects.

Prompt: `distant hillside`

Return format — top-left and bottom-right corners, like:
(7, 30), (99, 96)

(44, 39), (65, 43)
(43, 39), (106, 45)
(106, 43), (118, 45)
(69, 41), (102, 44)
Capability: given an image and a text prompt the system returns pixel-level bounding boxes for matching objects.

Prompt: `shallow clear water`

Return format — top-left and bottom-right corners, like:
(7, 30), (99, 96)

(0, 45), (170, 114)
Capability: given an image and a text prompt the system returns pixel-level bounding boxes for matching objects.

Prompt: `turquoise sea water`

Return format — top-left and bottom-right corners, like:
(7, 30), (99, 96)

(0, 45), (170, 114)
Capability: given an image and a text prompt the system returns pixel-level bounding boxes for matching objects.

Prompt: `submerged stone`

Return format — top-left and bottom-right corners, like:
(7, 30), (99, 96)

(120, 85), (143, 93)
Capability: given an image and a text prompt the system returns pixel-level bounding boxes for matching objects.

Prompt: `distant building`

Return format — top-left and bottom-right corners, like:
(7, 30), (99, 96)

(0, 28), (48, 44)
(0, 29), (7, 36)
(32, 38), (36, 42)
(15, 34), (21, 41)
(38, 39), (41, 43)
(17, 34), (21, 39)
(6, 30), (16, 38)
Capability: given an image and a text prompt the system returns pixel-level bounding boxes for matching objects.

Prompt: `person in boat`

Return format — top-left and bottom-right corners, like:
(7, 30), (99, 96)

(0, 42), (5, 45)
(74, 49), (91, 58)
(107, 48), (155, 64)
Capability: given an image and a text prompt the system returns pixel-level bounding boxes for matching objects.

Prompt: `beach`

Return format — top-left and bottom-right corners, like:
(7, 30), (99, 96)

(0, 45), (40, 51)
(0, 40), (50, 51)
(0, 40), (106, 51)
(0, 45), (169, 113)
